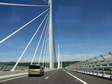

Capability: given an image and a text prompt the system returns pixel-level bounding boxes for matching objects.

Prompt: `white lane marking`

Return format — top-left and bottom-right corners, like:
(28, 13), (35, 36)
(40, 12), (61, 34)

(44, 70), (58, 80)
(0, 75), (26, 83)
(44, 76), (49, 80)
(64, 70), (87, 84)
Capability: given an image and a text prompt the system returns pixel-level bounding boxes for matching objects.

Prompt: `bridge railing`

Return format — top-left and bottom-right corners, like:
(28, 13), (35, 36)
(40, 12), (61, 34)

(66, 52), (112, 79)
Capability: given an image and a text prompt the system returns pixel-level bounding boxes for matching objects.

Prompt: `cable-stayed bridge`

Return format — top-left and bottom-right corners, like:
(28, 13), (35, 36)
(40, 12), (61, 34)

(0, 0), (56, 71)
(0, 0), (112, 84)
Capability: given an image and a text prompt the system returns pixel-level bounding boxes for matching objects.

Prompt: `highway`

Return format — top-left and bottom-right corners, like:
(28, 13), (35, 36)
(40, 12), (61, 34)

(68, 70), (112, 84)
(0, 70), (111, 84)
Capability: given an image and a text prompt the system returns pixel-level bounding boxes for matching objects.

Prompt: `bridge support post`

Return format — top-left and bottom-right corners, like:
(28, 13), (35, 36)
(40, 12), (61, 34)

(48, 0), (55, 69)
(57, 44), (60, 69)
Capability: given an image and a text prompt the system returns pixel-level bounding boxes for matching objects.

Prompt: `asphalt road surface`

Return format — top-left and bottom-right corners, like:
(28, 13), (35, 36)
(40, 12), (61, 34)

(68, 70), (112, 84)
(0, 69), (111, 84)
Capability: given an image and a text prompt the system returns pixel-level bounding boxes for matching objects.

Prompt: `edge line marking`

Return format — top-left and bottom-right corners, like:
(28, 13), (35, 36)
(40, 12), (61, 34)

(64, 70), (87, 84)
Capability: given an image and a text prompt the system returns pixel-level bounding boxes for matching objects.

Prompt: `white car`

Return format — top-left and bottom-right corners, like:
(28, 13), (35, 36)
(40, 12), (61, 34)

(28, 64), (44, 76)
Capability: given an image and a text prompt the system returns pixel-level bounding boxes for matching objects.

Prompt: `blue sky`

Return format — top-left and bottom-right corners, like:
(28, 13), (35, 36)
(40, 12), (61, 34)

(54, 0), (112, 61)
(0, 0), (112, 62)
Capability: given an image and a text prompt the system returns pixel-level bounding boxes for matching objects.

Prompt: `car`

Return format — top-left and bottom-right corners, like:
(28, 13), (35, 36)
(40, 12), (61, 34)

(28, 64), (44, 77)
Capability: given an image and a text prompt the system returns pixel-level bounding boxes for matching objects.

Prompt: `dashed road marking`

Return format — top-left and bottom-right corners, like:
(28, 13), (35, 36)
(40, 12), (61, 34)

(44, 76), (49, 80)
(44, 70), (58, 80)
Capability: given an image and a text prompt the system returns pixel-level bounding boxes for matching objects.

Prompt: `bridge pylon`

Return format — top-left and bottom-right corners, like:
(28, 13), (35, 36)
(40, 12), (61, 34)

(48, 0), (56, 69)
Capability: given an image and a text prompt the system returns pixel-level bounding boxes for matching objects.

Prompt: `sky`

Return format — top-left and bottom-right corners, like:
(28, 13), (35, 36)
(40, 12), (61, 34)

(0, 0), (112, 62)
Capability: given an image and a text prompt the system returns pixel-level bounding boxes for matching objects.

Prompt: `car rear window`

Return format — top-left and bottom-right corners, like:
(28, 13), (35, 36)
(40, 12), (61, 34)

(29, 65), (40, 69)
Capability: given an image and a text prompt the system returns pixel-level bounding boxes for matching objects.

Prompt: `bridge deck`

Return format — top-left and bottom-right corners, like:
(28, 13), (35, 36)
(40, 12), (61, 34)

(68, 70), (112, 84)
(0, 70), (111, 84)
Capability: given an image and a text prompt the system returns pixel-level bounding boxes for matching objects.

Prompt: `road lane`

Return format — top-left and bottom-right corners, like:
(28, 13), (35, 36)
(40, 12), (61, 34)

(1, 69), (112, 84)
(0, 70), (54, 84)
(0, 75), (26, 83)
(64, 70), (87, 84)
(40, 70), (82, 84)
(67, 70), (112, 84)
(0, 70), (82, 84)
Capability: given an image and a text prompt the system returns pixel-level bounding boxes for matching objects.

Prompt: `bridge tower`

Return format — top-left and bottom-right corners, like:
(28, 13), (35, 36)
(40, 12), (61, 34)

(48, 0), (56, 69)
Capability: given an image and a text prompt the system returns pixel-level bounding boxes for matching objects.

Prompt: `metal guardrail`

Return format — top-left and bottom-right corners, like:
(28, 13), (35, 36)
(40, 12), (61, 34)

(66, 52), (112, 80)
(0, 64), (28, 71)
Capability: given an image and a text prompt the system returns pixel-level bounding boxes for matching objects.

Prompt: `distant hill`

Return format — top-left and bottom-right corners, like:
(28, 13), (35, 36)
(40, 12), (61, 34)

(62, 61), (79, 67)
(0, 61), (79, 68)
